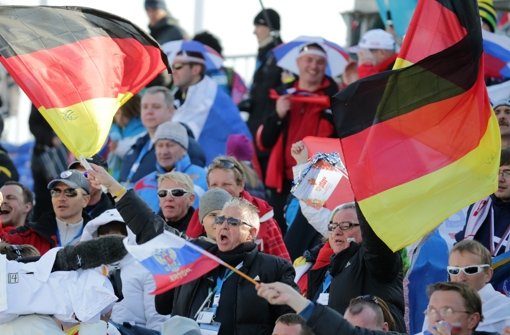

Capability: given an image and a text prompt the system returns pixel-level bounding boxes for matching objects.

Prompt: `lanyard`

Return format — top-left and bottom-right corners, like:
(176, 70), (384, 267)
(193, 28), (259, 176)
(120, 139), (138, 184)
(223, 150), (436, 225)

(321, 271), (332, 293)
(194, 262), (243, 319)
(489, 209), (510, 256)
(126, 139), (151, 183)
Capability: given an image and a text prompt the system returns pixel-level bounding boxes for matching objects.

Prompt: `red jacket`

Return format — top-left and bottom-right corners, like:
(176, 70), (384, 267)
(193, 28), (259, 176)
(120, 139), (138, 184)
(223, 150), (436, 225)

(185, 190), (291, 261)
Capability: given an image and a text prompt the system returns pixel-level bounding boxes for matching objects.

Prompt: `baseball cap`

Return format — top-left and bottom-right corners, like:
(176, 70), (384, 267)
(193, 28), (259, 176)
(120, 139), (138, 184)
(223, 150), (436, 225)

(47, 169), (90, 194)
(356, 29), (396, 51)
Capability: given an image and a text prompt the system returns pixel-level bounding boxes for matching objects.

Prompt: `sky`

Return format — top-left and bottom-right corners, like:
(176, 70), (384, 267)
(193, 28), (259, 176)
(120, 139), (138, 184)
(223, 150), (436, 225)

(0, 0), (362, 143)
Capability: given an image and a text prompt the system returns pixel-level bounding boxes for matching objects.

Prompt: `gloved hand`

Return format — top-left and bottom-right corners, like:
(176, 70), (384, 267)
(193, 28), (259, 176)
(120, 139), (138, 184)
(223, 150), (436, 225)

(54, 235), (127, 271)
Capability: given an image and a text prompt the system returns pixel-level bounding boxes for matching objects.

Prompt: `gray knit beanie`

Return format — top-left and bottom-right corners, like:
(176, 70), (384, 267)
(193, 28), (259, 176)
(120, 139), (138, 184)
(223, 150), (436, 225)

(199, 188), (232, 223)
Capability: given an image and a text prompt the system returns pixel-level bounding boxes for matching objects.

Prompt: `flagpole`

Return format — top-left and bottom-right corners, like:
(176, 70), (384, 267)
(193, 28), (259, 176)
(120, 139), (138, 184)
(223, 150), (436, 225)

(221, 261), (259, 286)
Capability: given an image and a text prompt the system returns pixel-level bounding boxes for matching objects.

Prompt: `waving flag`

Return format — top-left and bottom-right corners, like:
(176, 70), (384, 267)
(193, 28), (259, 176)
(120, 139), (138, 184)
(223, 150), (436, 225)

(125, 231), (222, 294)
(332, 0), (500, 251)
(483, 30), (510, 79)
(0, 6), (168, 158)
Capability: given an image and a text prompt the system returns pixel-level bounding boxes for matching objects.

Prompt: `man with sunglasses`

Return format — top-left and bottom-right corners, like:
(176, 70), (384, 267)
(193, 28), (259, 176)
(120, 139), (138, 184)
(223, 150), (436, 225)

(3, 170), (91, 254)
(185, 156), (291, 261)
(170, 47), (252, 164)
(134, 121), (207, 214)
(437, 240), (510, 333)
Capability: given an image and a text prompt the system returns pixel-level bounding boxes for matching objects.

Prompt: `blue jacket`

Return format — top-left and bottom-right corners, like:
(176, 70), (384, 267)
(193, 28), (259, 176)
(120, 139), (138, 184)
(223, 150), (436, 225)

(119, 131), (206, 185)
(133, 154), (207, 212)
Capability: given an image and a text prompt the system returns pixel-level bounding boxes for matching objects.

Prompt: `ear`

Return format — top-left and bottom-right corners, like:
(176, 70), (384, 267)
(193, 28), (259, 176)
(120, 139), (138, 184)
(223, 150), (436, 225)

(248, 226), (258, 240)
(382, 322), (389, 332)
(485, 267), (494, 282)
(467, 312), (481, 331)
(82, 194), (91, 207)
(187, 192), (195, 206)
(24, 201), (33, 214)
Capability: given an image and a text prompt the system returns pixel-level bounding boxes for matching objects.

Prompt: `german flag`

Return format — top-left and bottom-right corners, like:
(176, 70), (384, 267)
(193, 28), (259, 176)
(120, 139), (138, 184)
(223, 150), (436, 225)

(332, 0), (500, 251)
(0, 6), (169, 158)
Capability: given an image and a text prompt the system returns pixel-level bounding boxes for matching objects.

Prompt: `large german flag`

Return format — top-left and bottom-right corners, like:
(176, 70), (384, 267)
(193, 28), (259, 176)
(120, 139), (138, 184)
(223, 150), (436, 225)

(332, 0), (500, 251)
(0, 6), (168, 158)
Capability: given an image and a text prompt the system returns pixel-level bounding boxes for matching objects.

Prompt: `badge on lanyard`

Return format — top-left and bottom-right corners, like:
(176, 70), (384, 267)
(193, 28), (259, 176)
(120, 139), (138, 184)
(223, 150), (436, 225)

(196, 309), (215, 324)
(317, 292), (330, 305)
(200, 322), (221, 335)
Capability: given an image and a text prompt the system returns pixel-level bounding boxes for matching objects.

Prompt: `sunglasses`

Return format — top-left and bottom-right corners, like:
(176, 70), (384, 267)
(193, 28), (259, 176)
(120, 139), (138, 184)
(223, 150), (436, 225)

(446, 264), (490, 276)
(157, 188), (188, 198)
(50, 188), (79, 198)
(424, 306), (470, 318)
(172, 63), (190, 71)
(214, 215), (253, 228)
(212, 159), (244, 174)
(328, 221), (360, 231)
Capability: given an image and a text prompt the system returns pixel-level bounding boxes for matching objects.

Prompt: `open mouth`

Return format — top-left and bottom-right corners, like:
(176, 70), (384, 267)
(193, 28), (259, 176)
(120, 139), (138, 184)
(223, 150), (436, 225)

(0, 208), (10, 215)
(219, 233), (228, 242)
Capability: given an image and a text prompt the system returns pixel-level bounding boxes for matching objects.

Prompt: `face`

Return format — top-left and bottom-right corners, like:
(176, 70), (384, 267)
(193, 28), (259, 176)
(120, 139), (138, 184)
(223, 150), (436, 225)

(297, 54), (326, 88)
(215, 206), (255, 251)
(426, 291), (480, 335)
(344, 307), (386, 331)
(448, 250), (492, 291)
(202, 209), (220, 240)
(145, 7), (166, 26)
(495, 105), (510, 137)
(253, 24), (271, 45)
(496, 165), (510, 202)
(0, 184), (32, 228)
(171, 62), (202, 90)
(155, 139), (186, 170)
(141, 92), (174, 133)
(50, 182), (89, 222)
(272, 322), (303, 335)
(328, 208), (362, 254)
(207, 168), (244, 197)
(158, 178), (194, 222)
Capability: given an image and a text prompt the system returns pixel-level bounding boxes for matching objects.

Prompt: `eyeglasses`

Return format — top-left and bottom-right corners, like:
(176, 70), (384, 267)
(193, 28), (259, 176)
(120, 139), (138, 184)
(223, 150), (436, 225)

(50, 188), (79, 198)
(214, 215), (253, 228)
(157, 188), (189, 198)
(424, 306), (470, 318)
(446, 264), (490, 276)
(172, 63), (190, 71)
(328, 221), (360, 231)
(499, 170), (510, 179)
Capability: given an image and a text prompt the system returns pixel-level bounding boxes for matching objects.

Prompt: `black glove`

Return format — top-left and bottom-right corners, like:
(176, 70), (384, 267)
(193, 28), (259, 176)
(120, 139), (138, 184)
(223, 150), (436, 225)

(53, 235), (127, 271)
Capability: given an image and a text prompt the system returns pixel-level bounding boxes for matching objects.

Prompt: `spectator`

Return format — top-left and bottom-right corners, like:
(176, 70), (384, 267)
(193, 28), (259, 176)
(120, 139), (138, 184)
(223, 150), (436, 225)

(134, 121), (207, 212)
(192, 31), (248, 105)
(493, 99), (510, 149)
(456, 149), (510, 258)
(273, 313), (314, 335)
(119, 86), (205, 186)
(2, 170), (91, 254)
(185, 156), (291, 261)
(355, 29), (397, 79)
(345, 295), (395, 331)
(171, 46), (252, 164)
(258, 43), (339, 232)
(108, 94), (146, 180)
(0, 181), (33, 235)
(144, 0), (186, 45)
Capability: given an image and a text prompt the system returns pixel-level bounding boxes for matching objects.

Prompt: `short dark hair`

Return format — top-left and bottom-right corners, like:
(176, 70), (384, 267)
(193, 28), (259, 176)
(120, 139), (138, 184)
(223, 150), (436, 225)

(427, 282), (483, 322)
(193, 31), (223, 55)
(2, 181), (34, 205)
(143, 86), (174, 107)
(275, 313), (314, 335)
(501, 148), (510, 167)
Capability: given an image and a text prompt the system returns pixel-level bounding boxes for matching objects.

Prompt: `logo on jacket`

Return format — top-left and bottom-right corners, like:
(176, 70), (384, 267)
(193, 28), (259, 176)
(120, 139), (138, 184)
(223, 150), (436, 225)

(8, 272), (19, 284)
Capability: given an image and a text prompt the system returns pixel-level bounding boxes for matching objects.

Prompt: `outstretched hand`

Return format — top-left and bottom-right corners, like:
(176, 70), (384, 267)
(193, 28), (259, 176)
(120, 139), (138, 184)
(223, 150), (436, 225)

(256, 282), (310, 313)
(86, 163), (123, 195)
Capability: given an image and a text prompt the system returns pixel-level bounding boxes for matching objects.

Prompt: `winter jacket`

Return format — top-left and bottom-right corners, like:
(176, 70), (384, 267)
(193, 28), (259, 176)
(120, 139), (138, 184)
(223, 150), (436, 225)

(185, 190), (291, 261)
(306, 204), (405, 333)
(259, 77), (338, 192)
(148, 16), (185, 45)
(171, 242), (296, 335)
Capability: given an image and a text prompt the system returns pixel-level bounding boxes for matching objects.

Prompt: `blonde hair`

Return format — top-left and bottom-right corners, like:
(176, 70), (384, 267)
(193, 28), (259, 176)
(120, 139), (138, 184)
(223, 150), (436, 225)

(157, 171), (194, 193)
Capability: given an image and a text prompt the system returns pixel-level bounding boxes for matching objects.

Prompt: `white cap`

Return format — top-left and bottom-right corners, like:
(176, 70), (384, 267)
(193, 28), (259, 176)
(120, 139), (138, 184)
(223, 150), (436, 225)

(357, 29), (396, 50)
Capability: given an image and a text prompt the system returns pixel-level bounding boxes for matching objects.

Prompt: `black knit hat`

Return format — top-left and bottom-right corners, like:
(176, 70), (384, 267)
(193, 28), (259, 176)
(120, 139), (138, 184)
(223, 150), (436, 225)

(253, 8), (280, 31)
(145, 0), (167, 11)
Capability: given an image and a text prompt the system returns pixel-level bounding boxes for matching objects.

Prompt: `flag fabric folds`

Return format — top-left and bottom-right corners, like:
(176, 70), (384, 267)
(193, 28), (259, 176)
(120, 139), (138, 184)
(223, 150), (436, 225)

(0, 6), (168, 158)
(124, 231), (222, 294)
(332, 0), (500, 251)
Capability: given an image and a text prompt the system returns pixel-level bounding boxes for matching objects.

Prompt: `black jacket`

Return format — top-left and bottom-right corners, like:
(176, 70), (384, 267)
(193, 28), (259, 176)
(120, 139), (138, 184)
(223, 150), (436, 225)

(0, 143), (19, 185)
(307, 204), (405, 333)
(171, 242), (296, 335)
(148, 16), (185, 45)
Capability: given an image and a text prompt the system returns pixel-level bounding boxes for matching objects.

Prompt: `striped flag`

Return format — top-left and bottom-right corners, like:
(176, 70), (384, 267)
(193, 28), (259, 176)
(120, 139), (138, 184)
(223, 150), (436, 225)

(332, 0), (500, 251)
(0, 6), (168, 158)
(125, 231), (222, 294)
